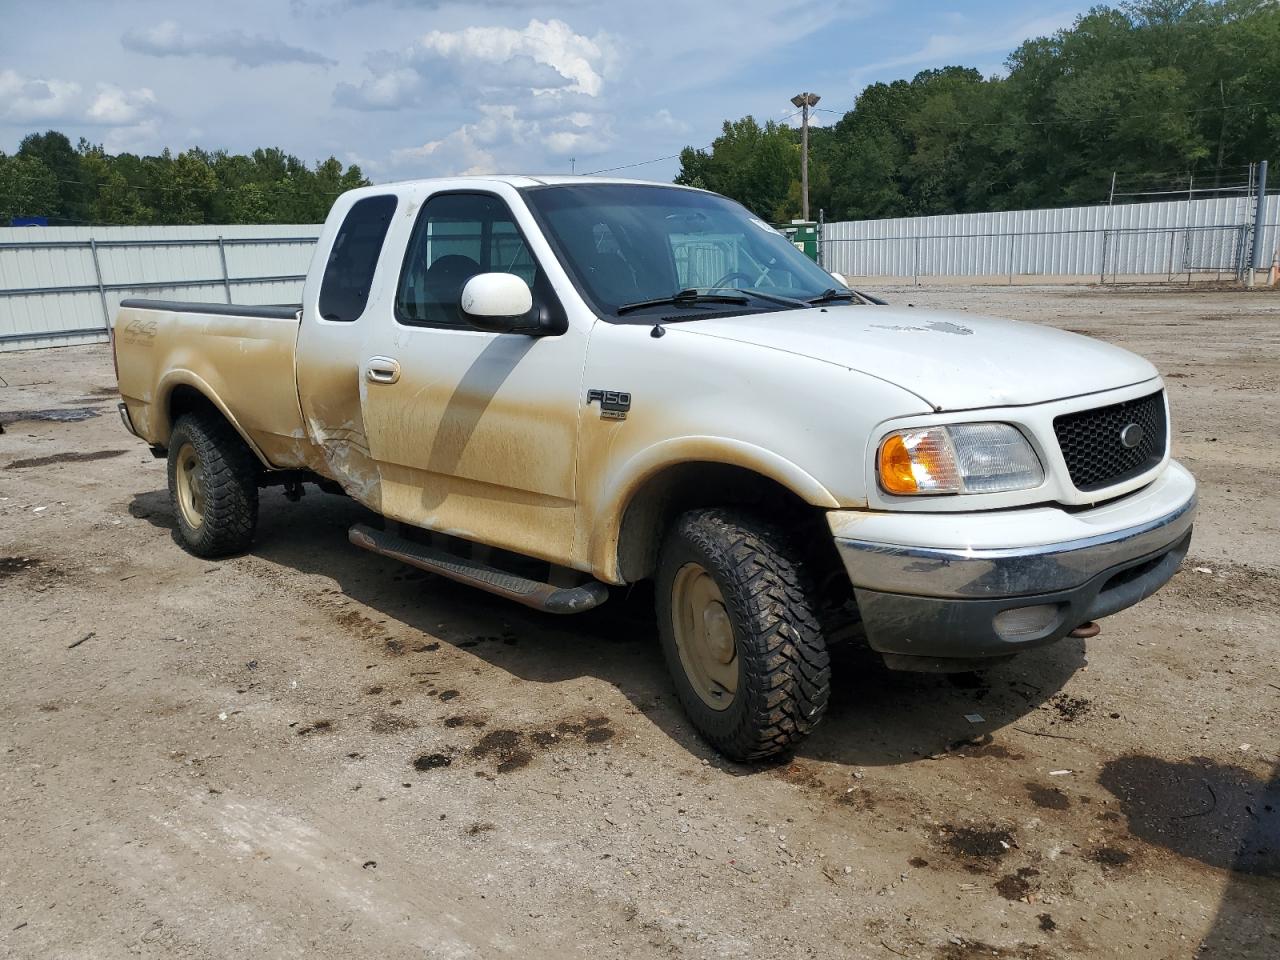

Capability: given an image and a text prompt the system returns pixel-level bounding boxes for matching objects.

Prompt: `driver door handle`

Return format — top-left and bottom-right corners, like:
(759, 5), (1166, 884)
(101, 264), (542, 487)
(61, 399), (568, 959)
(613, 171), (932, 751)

(365, 357), (401, 385)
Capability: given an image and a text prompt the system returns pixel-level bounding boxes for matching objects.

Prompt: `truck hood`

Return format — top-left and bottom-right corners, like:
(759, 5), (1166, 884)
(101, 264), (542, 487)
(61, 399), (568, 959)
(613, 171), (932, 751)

(672, 305), (1159, 411)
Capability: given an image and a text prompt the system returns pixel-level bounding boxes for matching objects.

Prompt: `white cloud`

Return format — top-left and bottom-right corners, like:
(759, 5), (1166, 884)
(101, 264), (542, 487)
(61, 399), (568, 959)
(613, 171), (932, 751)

(390, 106), (527, 176)
(0, 69), (82, 122)
(333, 68), (422, 110)
(417, 19), (612, 96)
(86, 85), (157, 125)
(0, 69), (159, 135)
(387, 102), (613, 177)
(335, 18), (615, 112)
(122, 20), (334, 68)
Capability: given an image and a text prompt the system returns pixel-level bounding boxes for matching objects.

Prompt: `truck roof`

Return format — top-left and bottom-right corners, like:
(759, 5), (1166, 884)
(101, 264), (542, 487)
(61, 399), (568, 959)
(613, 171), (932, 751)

(356, 174), (706, 192)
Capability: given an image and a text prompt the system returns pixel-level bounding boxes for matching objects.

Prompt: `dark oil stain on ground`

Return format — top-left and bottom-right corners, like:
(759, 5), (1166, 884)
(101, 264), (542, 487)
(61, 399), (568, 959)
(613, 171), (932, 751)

(413, 752), (452, 771)
(1098, 754), (1279, 875)
(1047, 693), (1091, 723)
(296, 720), (333, 736)
(937, 825), (1016, 865)
(1088, 846), (1133, 868)
(0, 407), (102, 426)
(774, 761), (825, 790)
(995, 866), (1041, 900)
(0, 556), (41, 581)
(438, 690), (460, 701)
(443, 714), (487, 729)
(948, 734), (1024, 760)
(6, 449), (128, 470)
(837, 787), (877, 812)
(935, 938), (1053, 960)
(472, 729), (533, 774)
(470, 715), (616, 774)
(1026, 782), (1072, 810)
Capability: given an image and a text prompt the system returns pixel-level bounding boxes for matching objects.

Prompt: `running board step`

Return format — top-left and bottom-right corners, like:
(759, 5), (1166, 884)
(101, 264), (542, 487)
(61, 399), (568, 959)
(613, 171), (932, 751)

(348, 523), (609, 615)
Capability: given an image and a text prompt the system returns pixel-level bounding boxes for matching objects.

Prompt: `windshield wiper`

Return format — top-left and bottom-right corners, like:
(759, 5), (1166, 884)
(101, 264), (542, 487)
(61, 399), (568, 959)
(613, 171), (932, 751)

(617, 288), (749, 315)
(714, 288), (809, 309)
(806, 288), (860, 306)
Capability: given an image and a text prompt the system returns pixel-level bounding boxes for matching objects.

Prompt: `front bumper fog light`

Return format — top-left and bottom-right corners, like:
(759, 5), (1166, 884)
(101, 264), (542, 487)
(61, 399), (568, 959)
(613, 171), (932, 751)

(993, 604), (1062, 640)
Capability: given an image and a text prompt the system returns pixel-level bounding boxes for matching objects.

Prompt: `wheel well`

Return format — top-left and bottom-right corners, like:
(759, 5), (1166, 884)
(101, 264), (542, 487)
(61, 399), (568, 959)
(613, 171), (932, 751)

(167, 384), (224, 433)
(616, 462), (835, 583)
(165, 385), (261, 459)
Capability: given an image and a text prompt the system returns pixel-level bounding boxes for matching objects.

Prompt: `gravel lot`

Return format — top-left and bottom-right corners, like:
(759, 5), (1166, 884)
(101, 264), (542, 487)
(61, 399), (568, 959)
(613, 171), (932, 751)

(1, 284), (1277, 959)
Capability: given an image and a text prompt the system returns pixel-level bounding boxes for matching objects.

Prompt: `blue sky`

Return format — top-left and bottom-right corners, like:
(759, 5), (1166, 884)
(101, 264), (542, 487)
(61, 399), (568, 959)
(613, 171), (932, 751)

(0, 0), (1087, 183)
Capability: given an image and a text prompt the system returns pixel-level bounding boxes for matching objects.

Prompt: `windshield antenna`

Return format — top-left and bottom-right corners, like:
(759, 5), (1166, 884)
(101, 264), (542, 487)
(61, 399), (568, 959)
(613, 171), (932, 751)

(650, 322), (666, 339)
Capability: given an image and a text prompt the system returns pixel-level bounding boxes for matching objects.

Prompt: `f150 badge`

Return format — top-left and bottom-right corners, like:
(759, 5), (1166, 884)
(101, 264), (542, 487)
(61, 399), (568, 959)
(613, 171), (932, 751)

(587, 389), (631, 421)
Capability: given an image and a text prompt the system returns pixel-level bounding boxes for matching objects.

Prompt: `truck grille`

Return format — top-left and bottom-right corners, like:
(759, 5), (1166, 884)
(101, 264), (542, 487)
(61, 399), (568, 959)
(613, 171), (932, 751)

(1053, 390), (1167, 492)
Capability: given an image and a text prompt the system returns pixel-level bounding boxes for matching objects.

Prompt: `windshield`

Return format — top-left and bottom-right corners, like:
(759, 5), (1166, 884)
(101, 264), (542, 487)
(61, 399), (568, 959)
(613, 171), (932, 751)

(521, 183), (850, 321)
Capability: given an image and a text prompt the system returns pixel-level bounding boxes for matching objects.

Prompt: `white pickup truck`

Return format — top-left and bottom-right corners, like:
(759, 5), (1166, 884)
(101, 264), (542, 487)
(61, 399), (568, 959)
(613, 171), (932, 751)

(113, 176), (1197, 760)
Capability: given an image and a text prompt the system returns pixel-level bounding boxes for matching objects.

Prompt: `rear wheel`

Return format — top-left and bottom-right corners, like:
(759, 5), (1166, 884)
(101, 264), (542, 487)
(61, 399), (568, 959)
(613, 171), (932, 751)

(166, 413), (259, 557)
(656, 508), (830, 761)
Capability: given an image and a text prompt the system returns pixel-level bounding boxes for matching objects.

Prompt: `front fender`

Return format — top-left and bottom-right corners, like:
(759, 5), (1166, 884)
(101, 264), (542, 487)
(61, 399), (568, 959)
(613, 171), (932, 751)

(586, 436), (841, 582)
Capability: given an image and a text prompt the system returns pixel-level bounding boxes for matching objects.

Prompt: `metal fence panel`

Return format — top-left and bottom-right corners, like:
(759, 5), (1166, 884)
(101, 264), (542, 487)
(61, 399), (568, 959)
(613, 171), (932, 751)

(0, 224), (320, 351)
(822, 194), (1279, 283)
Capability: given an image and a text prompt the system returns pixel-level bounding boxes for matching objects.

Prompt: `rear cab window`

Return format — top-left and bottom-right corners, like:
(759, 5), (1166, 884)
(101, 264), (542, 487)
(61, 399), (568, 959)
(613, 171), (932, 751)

(318, 194), (397, 323)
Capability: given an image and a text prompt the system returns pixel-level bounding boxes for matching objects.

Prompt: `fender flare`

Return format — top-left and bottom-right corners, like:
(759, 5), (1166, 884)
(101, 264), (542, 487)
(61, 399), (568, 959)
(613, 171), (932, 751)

(589, 436), (842, 582)
(155, 369), (273, 468)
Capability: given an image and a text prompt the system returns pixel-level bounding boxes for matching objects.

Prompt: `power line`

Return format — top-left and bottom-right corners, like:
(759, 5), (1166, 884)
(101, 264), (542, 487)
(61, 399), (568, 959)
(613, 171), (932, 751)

(580, 153), (687, 176)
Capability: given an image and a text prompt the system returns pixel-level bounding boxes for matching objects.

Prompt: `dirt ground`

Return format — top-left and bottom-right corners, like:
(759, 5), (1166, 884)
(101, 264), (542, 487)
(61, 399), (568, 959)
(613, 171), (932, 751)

(1, 284), (1277, 960)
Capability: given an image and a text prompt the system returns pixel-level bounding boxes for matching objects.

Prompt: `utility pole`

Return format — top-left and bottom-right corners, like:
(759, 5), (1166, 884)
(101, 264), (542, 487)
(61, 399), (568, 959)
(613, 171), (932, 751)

(570, 157), (576, 175)
(791, 92), (820, 221)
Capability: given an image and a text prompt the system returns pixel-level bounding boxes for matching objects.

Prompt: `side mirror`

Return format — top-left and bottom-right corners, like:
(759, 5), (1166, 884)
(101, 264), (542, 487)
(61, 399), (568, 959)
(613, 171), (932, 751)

(460, 273), (534, 333)
(828, 271), (849, 288)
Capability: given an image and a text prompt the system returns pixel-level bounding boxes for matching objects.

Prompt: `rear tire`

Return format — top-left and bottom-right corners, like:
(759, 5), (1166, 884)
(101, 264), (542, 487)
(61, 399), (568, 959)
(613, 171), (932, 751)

(166, 413), (259, 558)
(655, 508), (831, 761)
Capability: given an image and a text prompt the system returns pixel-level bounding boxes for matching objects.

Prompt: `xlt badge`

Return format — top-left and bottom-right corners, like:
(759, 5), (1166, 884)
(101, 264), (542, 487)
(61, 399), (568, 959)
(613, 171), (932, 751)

(587, 389), (631, 421)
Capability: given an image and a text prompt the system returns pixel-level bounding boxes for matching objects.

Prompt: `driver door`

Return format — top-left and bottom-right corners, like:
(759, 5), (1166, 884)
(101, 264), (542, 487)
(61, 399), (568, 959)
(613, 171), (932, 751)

(358, 190), (587, 566)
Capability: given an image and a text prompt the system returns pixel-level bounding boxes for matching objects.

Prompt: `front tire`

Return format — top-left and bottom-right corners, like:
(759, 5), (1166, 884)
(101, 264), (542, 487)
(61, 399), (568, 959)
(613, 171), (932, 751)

(166, 413), (259, 558)
(655, 508), (831, 761)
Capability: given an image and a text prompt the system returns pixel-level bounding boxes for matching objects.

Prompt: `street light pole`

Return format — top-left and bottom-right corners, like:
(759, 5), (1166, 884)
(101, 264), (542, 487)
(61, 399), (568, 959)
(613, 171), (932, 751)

(791, 92), (820, 221)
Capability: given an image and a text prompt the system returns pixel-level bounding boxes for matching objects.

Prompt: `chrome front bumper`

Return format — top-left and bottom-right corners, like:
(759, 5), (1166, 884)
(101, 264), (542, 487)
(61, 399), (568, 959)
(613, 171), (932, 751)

(831, 462), (1197, 668)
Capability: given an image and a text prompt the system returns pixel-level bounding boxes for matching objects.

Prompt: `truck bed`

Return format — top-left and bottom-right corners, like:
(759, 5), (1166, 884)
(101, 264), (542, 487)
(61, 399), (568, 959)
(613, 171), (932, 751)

(113, 298), (314, 470)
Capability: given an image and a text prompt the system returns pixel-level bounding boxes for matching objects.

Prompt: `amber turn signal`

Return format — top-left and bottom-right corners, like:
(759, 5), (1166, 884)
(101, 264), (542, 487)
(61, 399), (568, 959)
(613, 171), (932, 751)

(878, 433), (919, 494)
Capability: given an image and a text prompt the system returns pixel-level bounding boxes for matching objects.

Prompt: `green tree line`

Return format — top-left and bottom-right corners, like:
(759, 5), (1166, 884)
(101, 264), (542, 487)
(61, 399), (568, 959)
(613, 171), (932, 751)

(676, 0), (1280, 222)
(0, 130), (369, 225)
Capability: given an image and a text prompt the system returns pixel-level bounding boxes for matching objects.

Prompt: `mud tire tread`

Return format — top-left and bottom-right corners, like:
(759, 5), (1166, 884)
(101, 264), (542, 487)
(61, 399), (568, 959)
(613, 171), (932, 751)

(167, 412), (259, 558)
(656, 508), (831, 762)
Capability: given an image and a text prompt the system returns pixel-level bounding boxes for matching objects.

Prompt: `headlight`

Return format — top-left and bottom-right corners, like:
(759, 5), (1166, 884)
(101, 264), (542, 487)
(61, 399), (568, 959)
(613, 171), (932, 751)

(878, 423), (1044, 496)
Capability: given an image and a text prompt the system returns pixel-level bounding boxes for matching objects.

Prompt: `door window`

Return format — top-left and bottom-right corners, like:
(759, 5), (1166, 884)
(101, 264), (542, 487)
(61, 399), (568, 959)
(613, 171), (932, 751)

(318, 194), (397, 323)
(396, 193), (542, 328)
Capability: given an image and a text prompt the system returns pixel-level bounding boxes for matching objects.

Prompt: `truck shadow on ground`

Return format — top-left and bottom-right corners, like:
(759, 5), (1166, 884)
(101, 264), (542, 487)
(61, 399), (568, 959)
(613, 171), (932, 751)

(131, 487), (1086, 770)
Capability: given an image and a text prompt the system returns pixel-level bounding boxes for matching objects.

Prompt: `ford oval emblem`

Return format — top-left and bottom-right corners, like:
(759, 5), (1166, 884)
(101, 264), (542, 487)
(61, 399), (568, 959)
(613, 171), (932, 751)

(1120, 423), (1144, 449)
